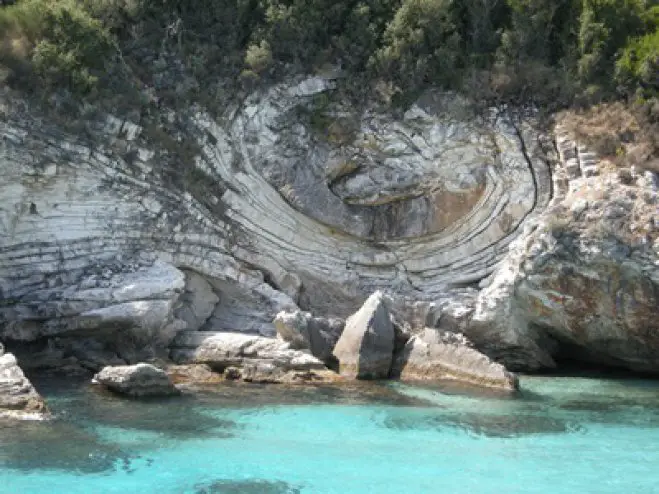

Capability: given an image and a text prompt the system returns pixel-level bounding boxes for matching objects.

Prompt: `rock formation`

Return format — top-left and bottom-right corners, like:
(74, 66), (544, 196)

(391, 329), (518, 391)
(274, 310), (344, 363)
(332, 291), (395, 379)
(93, 363), (179, 397)
(0, 349), (49, 420)
(0, 74), (656, 376)
(463, 129), (659, 372)
(170, 332), (336, 383)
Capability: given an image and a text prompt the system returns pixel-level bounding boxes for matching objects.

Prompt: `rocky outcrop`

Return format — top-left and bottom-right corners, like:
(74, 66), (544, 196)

(274, 310), (344, 363)
(463, 130), (659, 372)
(0, 77), (548, 358)
(332, 291), (395, 379)
(169, 331), (336, 383)
(0, 351), (49, 420)
(0, 74), (656, 375)
(93, 363), (179, 397)
(392, 329), (518, 391)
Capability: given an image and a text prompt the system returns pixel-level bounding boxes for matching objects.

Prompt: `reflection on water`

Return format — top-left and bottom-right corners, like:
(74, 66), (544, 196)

(1, 374), (659, 493)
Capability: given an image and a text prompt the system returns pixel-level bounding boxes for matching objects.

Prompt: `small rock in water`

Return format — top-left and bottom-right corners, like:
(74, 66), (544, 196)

(93, 363), (179, 397)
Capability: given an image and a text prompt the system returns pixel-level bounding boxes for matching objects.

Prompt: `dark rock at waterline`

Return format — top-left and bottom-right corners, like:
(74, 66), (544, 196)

(93, 363), (179, 397)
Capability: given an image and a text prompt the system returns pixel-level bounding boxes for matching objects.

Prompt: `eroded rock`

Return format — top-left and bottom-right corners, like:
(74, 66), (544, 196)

(170, 331), (334, 383)
(274, 310), (344, 362)
(0, 353), (49, 420)
(93, 363), (179, 397)
(392, 329), (518, 391)
(332, 291), (395, 379)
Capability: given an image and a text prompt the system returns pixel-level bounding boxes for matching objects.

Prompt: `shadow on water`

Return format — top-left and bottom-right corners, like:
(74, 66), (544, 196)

(0, 419), (139, 474)
(192, 479), (301, 494)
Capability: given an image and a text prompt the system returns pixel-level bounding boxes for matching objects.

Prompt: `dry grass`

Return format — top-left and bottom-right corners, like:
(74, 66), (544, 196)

(557, 100), (659, 173)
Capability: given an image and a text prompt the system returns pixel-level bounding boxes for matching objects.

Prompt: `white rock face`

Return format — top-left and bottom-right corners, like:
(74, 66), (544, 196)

(0, 75), (555, 370)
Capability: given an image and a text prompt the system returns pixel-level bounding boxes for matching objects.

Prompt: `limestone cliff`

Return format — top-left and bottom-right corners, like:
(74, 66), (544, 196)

(0, 75), (656, 374)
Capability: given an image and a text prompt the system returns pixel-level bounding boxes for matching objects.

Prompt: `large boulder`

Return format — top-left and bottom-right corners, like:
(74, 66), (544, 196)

(332, 291), (395, 379)
(392, 329), (518, 391)
(169, 331), (334, 383)
(93, 363), (179, 397)
(0, 352), (49, 420)
(274, 310), (344, 363)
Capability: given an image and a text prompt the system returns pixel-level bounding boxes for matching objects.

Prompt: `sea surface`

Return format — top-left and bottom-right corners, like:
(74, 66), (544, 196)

(1, 374), (659, 494)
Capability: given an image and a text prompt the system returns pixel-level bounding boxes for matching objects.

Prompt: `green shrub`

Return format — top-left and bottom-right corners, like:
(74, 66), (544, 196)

(0, 0), (115, 95)
(616, 28), (659, 95)
(244, 40), (272, 73)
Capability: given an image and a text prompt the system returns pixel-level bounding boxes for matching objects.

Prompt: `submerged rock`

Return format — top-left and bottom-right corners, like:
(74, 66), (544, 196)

(93, 363), (179, 397)
(332, 291), (395, 379)
(194, 479), (301, 494)
(392, 329), (518, 391)
(0, 353), (49, 420)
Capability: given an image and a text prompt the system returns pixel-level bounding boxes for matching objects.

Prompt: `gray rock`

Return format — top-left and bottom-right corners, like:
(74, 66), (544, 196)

(332, 291), (395, 379)
(274, 310), (344, 362)
(392, 330), (518, 391)
(174, 270), (220, 331)
(169, 331), (332, 383)
(93, 363), (179, 397)
(0, 353), (49, 420)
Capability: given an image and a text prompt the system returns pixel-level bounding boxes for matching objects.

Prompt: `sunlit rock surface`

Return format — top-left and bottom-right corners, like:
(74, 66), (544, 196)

(0, 351), (49, 420)
(0, 75), (656, 372)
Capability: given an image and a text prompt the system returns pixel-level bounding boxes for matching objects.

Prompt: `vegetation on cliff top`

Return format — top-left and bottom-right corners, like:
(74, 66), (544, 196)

(0, 0), (657, 117)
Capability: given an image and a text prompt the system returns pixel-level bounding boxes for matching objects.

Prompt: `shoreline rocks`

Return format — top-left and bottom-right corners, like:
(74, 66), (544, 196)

(170, 331), (337, 384)
(392, 329), (518, 391)
(0, 352), (49, 420)
(93, 363), (179, 397)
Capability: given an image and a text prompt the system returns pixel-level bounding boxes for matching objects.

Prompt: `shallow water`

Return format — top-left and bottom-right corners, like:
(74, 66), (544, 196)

(2, 375), (659, 493)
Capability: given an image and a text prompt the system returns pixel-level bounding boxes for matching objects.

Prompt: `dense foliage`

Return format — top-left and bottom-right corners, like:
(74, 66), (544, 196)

(0, 0), (658, 110)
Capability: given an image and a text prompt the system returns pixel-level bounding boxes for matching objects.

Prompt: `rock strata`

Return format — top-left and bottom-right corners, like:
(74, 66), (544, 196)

(0, 74), (656, 375)
(93, 363), (179, 397)
(332, 291), (395, 379)
(392, 329), (518, 391)
(0, 352), (49, 420)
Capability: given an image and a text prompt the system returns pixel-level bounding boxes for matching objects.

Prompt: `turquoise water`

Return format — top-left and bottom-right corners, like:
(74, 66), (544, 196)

(2, 375), (659, 493)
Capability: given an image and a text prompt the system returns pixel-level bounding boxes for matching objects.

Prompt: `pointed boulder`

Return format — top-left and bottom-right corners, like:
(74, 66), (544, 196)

(332, 291), (394, 379)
